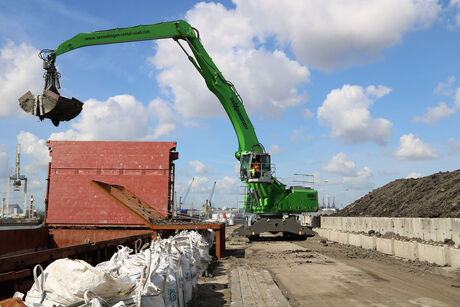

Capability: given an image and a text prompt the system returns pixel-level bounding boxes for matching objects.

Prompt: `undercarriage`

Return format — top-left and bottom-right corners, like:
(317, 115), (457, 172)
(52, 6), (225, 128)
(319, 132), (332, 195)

(234, 214), (316, 240)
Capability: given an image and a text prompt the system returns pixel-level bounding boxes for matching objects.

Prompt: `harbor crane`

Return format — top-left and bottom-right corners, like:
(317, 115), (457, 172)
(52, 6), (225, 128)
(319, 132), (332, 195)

(179, 177), (195, 211)
(5, 144), (27, 217)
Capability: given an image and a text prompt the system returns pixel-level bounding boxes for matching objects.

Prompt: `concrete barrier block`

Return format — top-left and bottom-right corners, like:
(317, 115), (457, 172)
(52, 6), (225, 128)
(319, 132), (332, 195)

(348, 233), (361, 247)
(417, 243), (447, 266)
(360, 235), (376, 250)
(313, 228), (322, 236)
(448, 247), (460, 269)
(314, 228), (329, 239)
(337, 232), (349, 245)
(322, 217), (460, 245)
(394, 240), (417, 260)
(320, 217), (331, 229)
(376, 238), (394, 255)
(453, 219), (460, 245)
(330, 230), (341, 242)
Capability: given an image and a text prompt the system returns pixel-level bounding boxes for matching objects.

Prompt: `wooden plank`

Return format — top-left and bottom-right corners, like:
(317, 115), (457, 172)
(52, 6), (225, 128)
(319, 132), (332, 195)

(238, 266), (257, 306)
(0, 269), (30, 282)
(253, 269), (278, 306)
(261, 270), (291, 307)
(216, 229), (222, 260)
(230, 269), (243, 307)
(245, 267), (266, 307)
(220, 225), (226, 258)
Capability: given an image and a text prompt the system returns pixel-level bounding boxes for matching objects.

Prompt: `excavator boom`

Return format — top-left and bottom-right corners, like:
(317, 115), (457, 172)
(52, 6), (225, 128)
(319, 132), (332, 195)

(18, 20), (318, 238)
(21, 20), (261, 158)
(53, 21), (195, 56)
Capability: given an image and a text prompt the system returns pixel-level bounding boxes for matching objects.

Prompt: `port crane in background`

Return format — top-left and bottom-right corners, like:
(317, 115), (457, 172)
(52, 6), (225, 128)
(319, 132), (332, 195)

(178, 177), (195, 212)
(201, 181), (216, 219)
(5, 144), (27, 217)
(19, 20), (318, 239)
(208, 181), (216, 208)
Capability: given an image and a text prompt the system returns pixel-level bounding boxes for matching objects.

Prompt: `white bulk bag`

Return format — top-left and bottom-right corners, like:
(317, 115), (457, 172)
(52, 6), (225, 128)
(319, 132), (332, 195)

(25, 259), (136, 307)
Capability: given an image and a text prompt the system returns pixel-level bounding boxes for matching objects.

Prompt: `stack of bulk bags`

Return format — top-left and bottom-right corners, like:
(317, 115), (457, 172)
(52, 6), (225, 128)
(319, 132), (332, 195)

(24, 230), (214, 307)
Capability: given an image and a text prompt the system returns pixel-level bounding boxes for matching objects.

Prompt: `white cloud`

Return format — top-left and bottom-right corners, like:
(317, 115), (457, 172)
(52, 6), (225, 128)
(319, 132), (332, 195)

(448, 138), (460, 153)
(317, 85), (392, 145)
(0, 42), (43, 117)
(343, 166), (374, 190)
(323, 152), (356, 176)
(321, 153), (373, 190)
(148, 98), (177, 139)
(149, 2), (310, 119)
(290, 129), (302, 143)
(188, 160), (210, 174)
(216, 176), (238, 194)
(365, 85), (392, 98)
(455, 87), (460, 109)
(49, 95), (176, 141)
(148, 0), (440, 122)
(17, 131), (50, 175)
(234, 162), (241, 176)
(394, 133), (439, 160)
(434, 76), (456, 96)
(290, 128), (313, 143)
(0, 145), (9, 178)
(190, 176), (209, 194)
(269, 145), (283, 155)
(302, 109), (313, 119)
(406, 172), (421, 179)
(413, 102), (456, 125)
(450, 0), (460, 28)
(234, 0), (441, 71)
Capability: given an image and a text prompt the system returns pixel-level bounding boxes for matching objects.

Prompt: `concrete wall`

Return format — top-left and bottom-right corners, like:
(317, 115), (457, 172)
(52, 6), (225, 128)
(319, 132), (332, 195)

(316, 228), (460, 268)
(321, 217), (460, 245)
(318, 217), (460, 268)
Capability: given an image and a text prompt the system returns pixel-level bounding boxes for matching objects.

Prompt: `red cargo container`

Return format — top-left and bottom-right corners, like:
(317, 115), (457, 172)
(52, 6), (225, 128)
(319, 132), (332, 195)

(45, 141), (178, 226)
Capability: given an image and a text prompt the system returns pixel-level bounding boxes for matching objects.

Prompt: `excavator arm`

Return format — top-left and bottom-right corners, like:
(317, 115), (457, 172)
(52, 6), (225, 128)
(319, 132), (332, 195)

(21, 20), (261, 159)
(19, 20), (318, 234)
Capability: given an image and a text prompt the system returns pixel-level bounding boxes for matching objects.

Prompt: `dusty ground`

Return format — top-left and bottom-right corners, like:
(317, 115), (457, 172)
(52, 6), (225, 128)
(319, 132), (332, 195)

(196, 226), (460, 306)
(336, 169), (460, 217)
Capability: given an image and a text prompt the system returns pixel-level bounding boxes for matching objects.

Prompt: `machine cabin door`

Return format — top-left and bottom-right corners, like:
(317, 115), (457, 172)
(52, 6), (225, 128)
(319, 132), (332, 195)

(240, 152), (273, 183)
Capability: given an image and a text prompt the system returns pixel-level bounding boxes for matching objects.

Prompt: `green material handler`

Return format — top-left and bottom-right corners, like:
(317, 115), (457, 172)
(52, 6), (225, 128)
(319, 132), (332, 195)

(18, 20), (318, 239)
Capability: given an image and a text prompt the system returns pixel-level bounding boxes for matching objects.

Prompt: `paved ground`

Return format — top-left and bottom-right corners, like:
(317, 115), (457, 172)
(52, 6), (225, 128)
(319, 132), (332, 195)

(196, 226), (460, 306)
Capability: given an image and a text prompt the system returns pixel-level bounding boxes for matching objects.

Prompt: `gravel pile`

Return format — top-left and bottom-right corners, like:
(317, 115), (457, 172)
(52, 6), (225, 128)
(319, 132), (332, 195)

(336, 169), (460, 218)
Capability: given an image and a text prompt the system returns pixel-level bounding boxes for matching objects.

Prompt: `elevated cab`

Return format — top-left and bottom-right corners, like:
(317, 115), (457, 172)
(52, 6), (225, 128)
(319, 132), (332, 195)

(240, 152), (273, 183)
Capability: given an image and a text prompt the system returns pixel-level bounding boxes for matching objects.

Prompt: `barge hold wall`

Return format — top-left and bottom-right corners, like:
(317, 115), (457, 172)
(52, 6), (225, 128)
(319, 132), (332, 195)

(45, 141), (178, 226)
(0, 141), (178, 298)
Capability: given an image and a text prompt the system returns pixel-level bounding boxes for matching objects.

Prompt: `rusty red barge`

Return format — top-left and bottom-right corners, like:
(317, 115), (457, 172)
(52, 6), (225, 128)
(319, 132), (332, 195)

(0, 141), (225, 299)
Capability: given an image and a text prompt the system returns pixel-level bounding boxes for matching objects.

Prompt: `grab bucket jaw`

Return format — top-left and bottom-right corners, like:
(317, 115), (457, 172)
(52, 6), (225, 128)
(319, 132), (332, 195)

(18, 89), (83, 127)
(18, 50), (83, 126)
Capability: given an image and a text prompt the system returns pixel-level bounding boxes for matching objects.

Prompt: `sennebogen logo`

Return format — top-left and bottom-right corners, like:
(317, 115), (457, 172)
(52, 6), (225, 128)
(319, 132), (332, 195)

(231, 97), (248, 129)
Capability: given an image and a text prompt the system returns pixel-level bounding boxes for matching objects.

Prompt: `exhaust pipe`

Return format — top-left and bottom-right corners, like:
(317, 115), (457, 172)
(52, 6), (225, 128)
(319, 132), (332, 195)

(18, 50), (83, 127)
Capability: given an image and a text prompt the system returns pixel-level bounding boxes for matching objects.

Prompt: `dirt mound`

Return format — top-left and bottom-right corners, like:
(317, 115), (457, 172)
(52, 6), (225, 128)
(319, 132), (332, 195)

(336, 169), (460, 218)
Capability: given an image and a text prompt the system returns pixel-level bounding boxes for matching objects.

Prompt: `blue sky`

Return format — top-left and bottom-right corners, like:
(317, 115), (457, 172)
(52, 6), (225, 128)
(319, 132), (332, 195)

(0, 0), (459, 211)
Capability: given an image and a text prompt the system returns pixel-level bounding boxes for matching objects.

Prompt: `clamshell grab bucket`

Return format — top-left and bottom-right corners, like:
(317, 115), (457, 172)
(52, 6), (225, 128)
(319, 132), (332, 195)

(18, 89), (83, 127)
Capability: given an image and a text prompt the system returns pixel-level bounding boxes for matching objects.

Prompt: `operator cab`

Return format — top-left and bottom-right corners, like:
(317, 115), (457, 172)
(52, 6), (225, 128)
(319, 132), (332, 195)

(240, 152), (273, 183)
